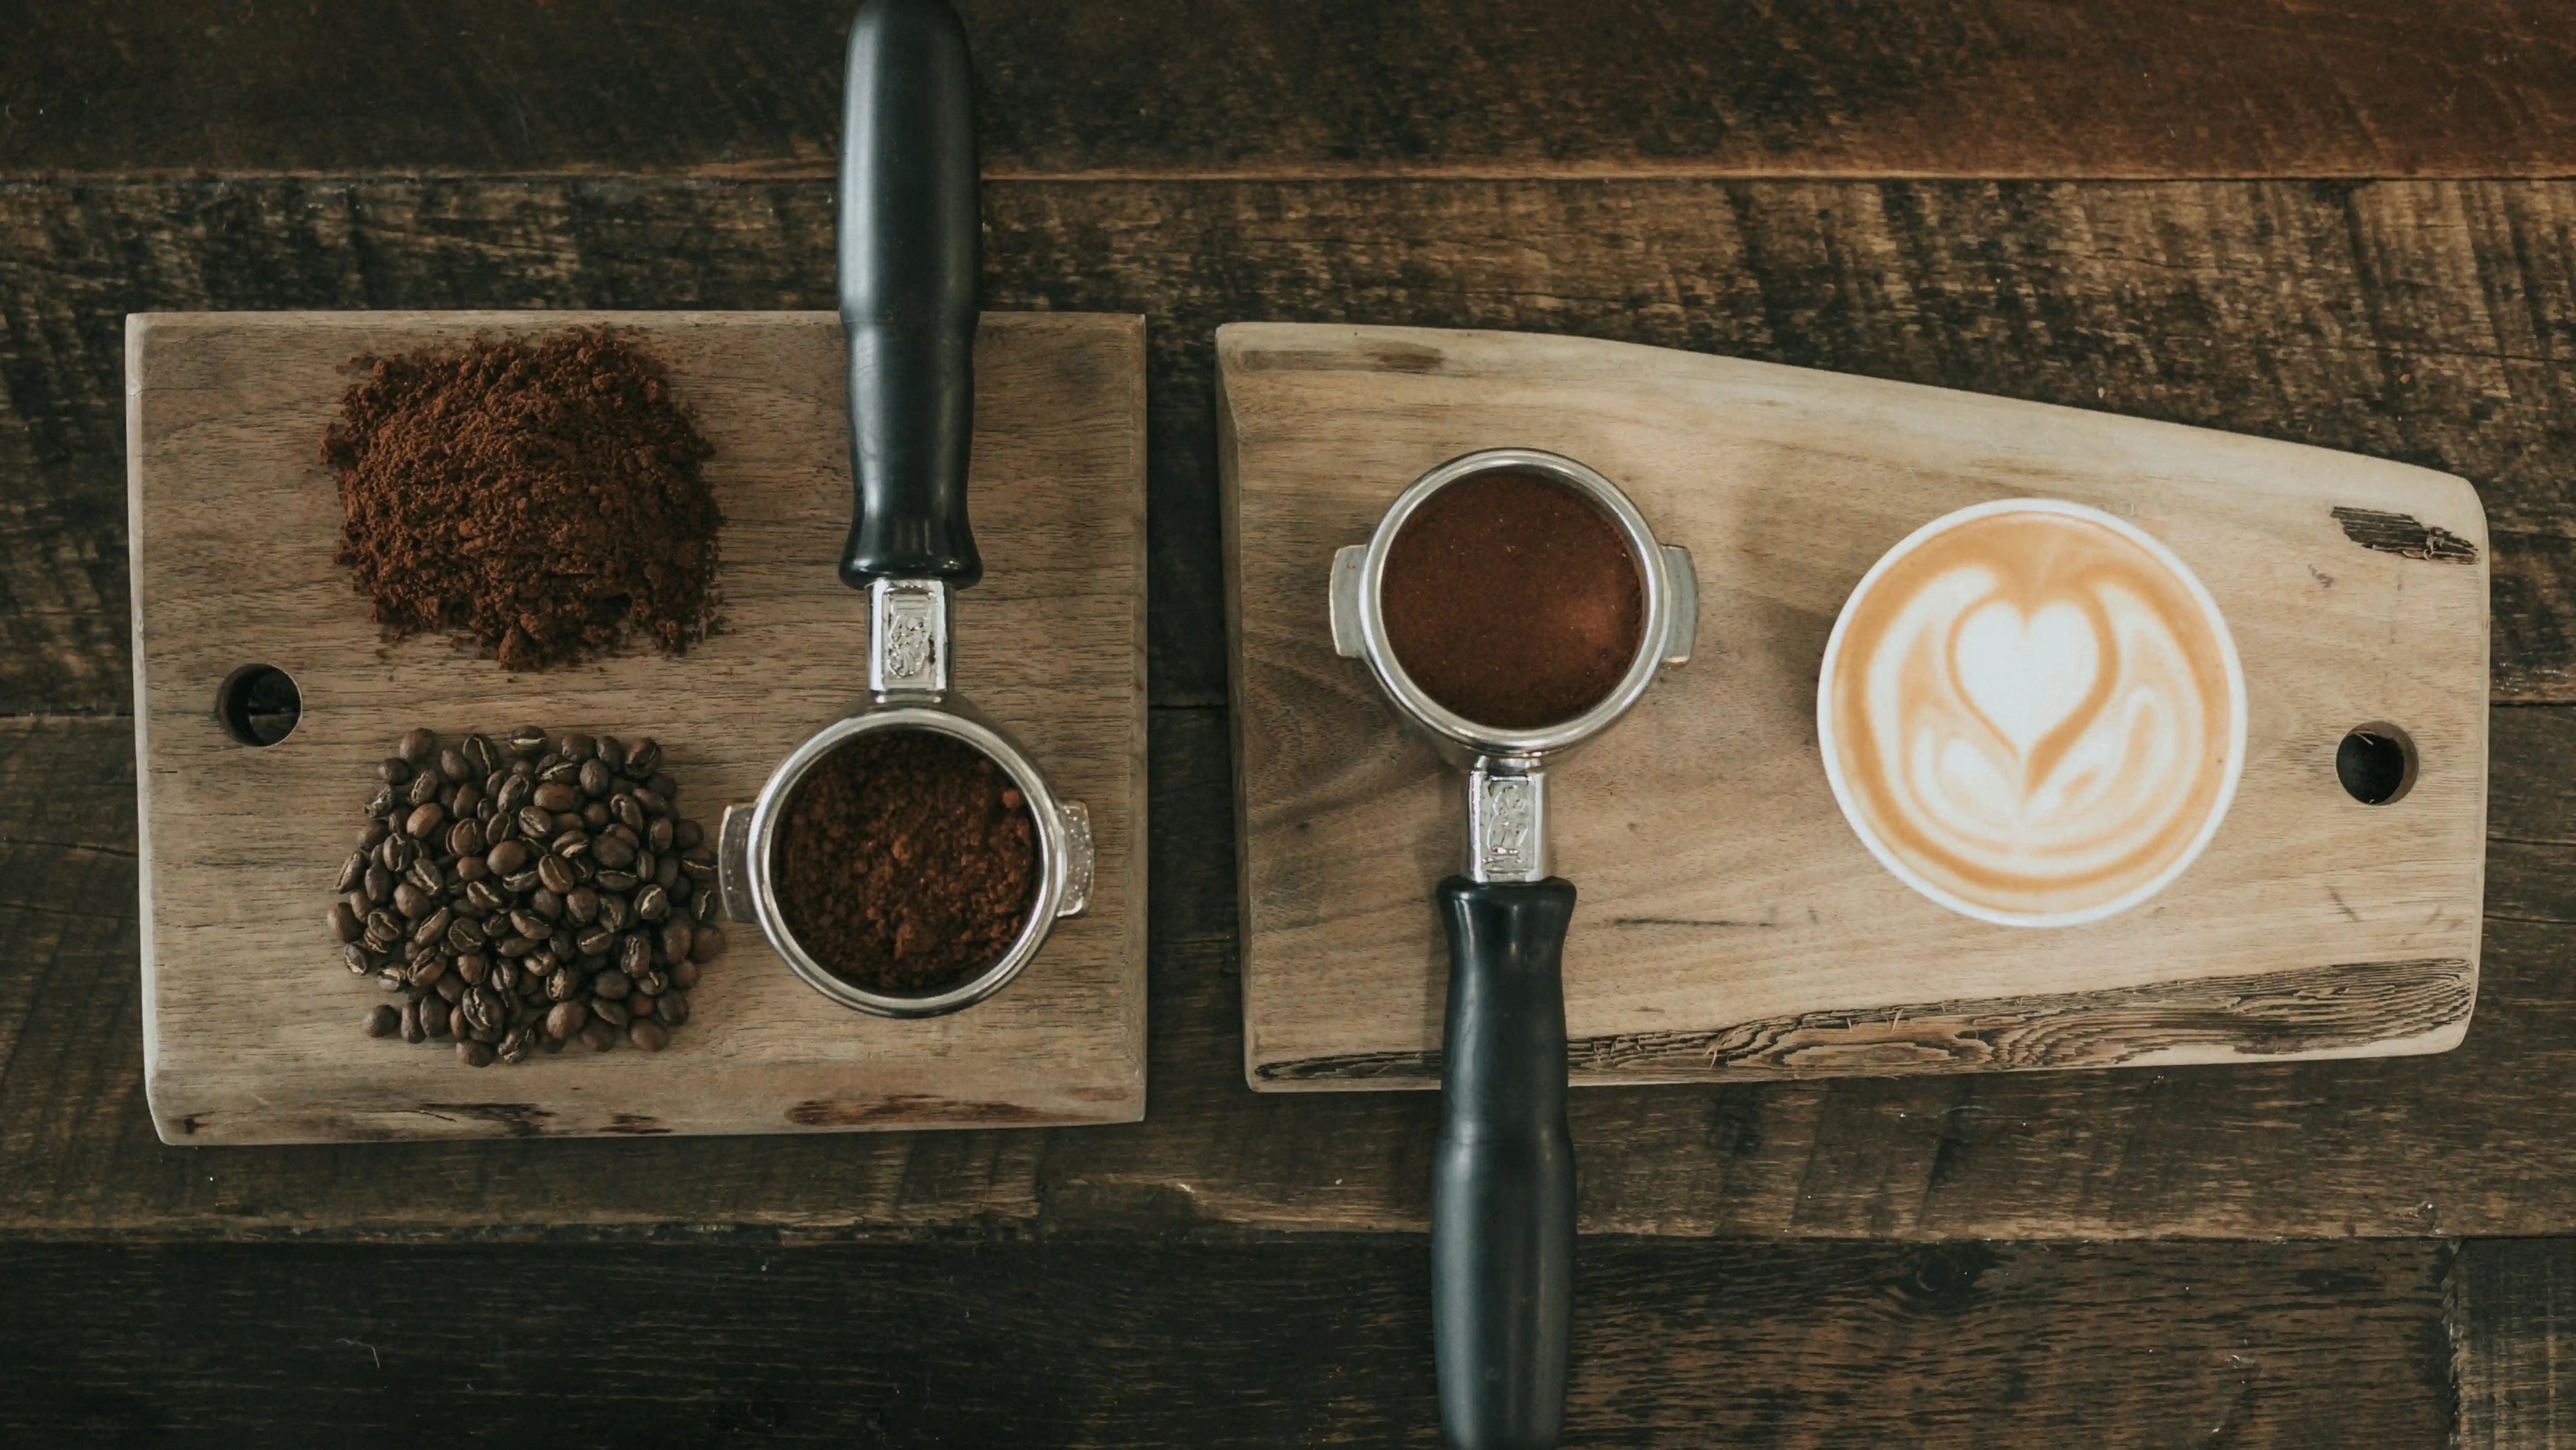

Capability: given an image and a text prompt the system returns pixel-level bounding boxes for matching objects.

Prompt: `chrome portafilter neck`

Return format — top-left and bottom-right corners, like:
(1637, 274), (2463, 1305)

(1329, 447), (1698, 880)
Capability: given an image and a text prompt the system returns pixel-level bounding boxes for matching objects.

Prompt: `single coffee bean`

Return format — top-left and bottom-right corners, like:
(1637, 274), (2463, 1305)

(679, 848), (717, 883)
(537, 853), (575, 894)
(576, 758), (611, 799)
(659, 920), (693, 963)
(648, 816), (676, 852)
(609, 794), (645, 834)
(399, 1001), (428, 1044)
(358, 818), (391, 850)
(507, 725), (547, 757)
(668, 959), (700, 992)
(436, 970), (469, 1004)
(565, 886), (601, 925)
(589, 996), (630, 1027)
(399, 727), (439, 765)
(342, 943), (373, 975)
(377, 966), (408, 992)
(580, 1018), (617, 1051)
(456, 855), (491, 885)
(623, 738), (662, 777)
(494, 933), (537, 958)
(454, 953), (488, 986)
(632, 787), (668, 817)
(545, 1000), (589, 1040)
(405, 801), (446, 839)
(462, 987), (505, 1035)
(502, 868), (542, 895)
(445, 915), (486, 951)
(653, 856), (681, 893)
(363, 864), (394, 905)
(364, 1003), (400, 1037)
(673, 819), (702, 852)
(364, 906), (402, 941)
(648, 772), (679, 802)
(636, 966), (669, 996)
(690, 890), (718, 925)
(688, 926), (726, 964)
(547, 967), (582, 1002)
(433, 746), (468, 783)
(574, 923), (614, 957)
(631, 847), (656, 883)
(486, 839), (532, 876)
(634, 884), (669, 922)
(549, 925), (579, 961)
(364, 783), (398, 818)
(485, 809), (516, 843)
(622, 933), (656, 977)
(596, 869), (640, 895)
(406, 769), (443, 808)
(406, 857), (445, 895)
(501, 907), (542, 941)
(627, 1019), (669, 1052)
(667, 873), (692, 907)
(377, 757), (414, 787)
(465, 733), (497, 776)
(656, 991), (689, 1026)
(497, 1025), (535, 1065)
(335, 851), (367, 893)
(446, 818), (486, 858)
(495, 774), (533, 813)
(591, 967), (632, 1000)
(553, 809), (586, 836)
(596, 891), (632, 930)
(410, 953), (448, 988)
(458, 1039), (497, 1068)
(533, 781), (579, 813)
(328, 903), (364, 943)
(517, 805), (555, 840)
(449, 782), (482, 817)
(551, 828), (592, 861)
(602, 821), (639, 848)
(592, 834), (635, 869)
(591, 734), (620, 766)
(385, 836), (419, 872)
(628, 990), (658, 1022)
(460, 879), (502, 915)
(393, 880), (431, 919)
(559, 732), (595, 762)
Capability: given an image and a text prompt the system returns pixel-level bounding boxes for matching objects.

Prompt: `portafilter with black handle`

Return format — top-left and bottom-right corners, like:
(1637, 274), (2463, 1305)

(717, 0), (1092, 1016)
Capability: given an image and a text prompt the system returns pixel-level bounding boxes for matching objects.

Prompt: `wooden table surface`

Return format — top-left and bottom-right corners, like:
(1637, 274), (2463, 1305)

(7, 3), (2576, 1444)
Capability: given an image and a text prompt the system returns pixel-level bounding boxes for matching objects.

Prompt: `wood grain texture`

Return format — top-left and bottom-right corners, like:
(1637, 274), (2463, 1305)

(6, 1), (2576, 181)
(130, 311), (1147, 1141)
(2455, 1238), (2576, 1450)
(0, 1238), (2453, 1448)
(11, 178), (2576, 714)
(1224, 324), (2486, 1086)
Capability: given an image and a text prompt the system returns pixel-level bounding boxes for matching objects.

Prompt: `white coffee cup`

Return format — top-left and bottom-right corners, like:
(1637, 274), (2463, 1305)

(1817, 498), (2246, 928)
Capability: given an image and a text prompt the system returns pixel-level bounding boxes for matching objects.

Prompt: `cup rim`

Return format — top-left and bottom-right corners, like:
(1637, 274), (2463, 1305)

(1815, 496), (2249, 929)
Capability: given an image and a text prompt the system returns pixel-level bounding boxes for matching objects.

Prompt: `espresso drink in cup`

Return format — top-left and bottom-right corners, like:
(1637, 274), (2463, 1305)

(1818, 498), (2246, 927)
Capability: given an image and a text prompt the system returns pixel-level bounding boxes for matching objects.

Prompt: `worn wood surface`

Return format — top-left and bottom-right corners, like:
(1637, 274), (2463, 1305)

(2455, 1238), (2576, 1450)
(1223, 323), (2487, 1086)
(10, 179), (2576, 717)
(0, 1237), (2454, 1448)
(6, 1), (2575, 181)
(127, 311), (1148, 1141)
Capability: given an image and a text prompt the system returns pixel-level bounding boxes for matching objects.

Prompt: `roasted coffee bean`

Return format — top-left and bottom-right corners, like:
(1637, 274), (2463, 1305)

(688, 926), (727, 964)
(659, 920), (693, 964)
(610, 794), (645, 834)
(489, 959), (520, 995)
(667, 873), (692, 907)
(364, 906), (402, 941)
(506, 725), (547, 757)
(496, 933), (540, 958)
(342, 943), (373, 975)
(673, 819), (702, 852)
(636, 967), (669, 997)
(652, 855), (681, 892)
(591, 833), (635, 869)
(445, 914), (487, 951)
(462, 878), (505, 914)
(524, 887), (562, 921)
(632, 787), (668, 818)
(377, 967), (407, 993)
(464, 733), (497, 776)
(334, 851), (368, 894)
(377, 757), (414, 787)
(622, 738), (662, 777)
(552, 810), (586, 837)
(590, 996), (630, 1028)
(550, 926), (579, 962)
(495, 774), (533, 813)
(364, 1003), (400, 1037)
(454, 952), (488, 986)
(628, 991), (658, 1022)
(406, 904), (450, 948)
(648, 772), (679, 801)
(462, 987), (505, 1035)
(357, 864), (390, 906)
(596, 868), (640, 895)
(485, 809), (517, 843)
(532, 781), (579, 813)
(502, 868), (542, 895)
(446, 818), (486, 858)
(690, 890), (718, 926)
(502, 908), (545, 942)
(399, 1001), (428, 1044)
(656, 991), (689, 1027)
(517, 804), (556, 840)
(544, 1000), (589, 1040)
(364, 783), (399, 818)
(328, 903), (364, 943)
(392, 880), (431, 919)
(634, 883), (669, 923)
(575, 923), (615, 957)
(404, 801), (446, 839)
(406, 769), (443, 808)
(627, 1019), (669, 1052)
(547, 967), (582, 1003)
(599, 892), (633, 930)
(456, 854), (491, 885)
(591, 967), (632, 1000)
(432, 746), (467, 782)
(602, 821), (639, 849)
(623, 932), (658, 977)
(410, 954), (448, 989)
(565, 886), (601, 925)
(538, 760), (581, 789)
(358, 817), (391, 850)
(580, 1018), (617, 1051)
(398, 727), (439, 765)
(679, 848), (717, 882)
(648, 816), (675, 852)
(435, 972), (467, 1005)
(576, 758), (612, 798)
(551, 828), (592, 861)
(557, 732), (594, 762)
(576, 799), (608, 831)
(536, 853), (575, 894)
(406, 857), (445, 895)
(485, 839), (532, 875)
(449, 782), (482, 816)
(458, 1039), (496, 1068)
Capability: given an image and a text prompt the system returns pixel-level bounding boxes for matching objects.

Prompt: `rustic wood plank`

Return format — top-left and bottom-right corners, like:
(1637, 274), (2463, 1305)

(6, 1), (2575, 180)
(16, 702), (2576, 1240)
(8, 178), (2576, 715)
(2456, 1238), (2576, 1450)
(0, 1237), (2453, 1448)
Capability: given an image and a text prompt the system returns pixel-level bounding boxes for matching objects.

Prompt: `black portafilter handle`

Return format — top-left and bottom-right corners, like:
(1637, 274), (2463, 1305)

(1432, 876), (1577, 1450)
(838, 0), (982, 590)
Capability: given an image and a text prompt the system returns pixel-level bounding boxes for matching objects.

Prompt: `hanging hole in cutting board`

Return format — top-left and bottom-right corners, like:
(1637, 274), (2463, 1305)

(2336, 724), (2417, 805)
(215, 664), (301, 746)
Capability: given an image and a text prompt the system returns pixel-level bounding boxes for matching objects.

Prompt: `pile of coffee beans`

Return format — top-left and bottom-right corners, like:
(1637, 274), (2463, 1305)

(329, 727), (727, 1066)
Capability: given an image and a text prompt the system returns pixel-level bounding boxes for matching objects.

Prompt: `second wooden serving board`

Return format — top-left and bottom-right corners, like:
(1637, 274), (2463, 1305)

(1222, 323), (2487, 1090)
(133, 310), (1146, 1143)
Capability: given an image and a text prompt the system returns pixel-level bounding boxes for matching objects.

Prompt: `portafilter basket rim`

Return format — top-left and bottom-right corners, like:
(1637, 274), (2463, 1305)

(733, 705), (1082, 1018)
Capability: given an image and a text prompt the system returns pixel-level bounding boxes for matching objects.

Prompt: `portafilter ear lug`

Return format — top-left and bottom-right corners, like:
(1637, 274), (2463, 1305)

(1056, 800), (1094, 918)
(1329, 545), (1369, 659)
(1659, 545), (1699, 667)
(718, 804), (758, 924)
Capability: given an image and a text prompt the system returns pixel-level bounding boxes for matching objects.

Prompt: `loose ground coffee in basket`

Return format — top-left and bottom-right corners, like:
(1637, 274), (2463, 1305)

(324, 328), (723, 672)
(773, 729), (1041, 996)
(1380, 469), (1645, 729)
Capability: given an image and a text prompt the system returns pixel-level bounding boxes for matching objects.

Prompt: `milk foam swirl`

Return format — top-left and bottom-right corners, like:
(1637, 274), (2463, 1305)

(1820, 501), (2243, 926)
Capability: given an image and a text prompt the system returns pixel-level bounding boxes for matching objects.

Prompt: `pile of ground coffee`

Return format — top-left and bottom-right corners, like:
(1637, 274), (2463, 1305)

(1380, 470), (1645, 729)
(323, 329), (722, 672)
(772, 729), (1039, 996)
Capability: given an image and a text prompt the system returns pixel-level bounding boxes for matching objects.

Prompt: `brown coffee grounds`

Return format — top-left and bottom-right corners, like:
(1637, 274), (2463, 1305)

(1380, 470), (1645, 729)
(773, 729), (1039, 996)
(323, 328), (723, 672)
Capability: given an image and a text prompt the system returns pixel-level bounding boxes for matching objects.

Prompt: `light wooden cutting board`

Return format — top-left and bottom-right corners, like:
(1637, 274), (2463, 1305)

(131, 310), (1146, 1143)
(1222, 323), (2488, 1089)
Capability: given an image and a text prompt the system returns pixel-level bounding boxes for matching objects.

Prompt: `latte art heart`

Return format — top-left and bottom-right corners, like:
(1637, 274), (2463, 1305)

(1820, 501), (2245, 926)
